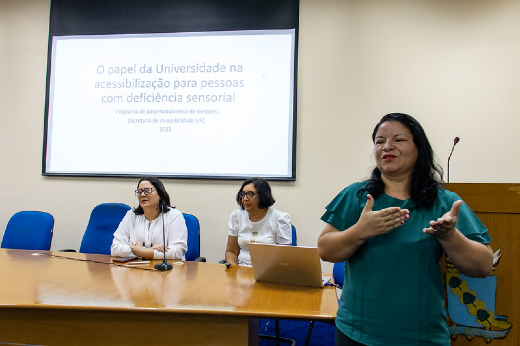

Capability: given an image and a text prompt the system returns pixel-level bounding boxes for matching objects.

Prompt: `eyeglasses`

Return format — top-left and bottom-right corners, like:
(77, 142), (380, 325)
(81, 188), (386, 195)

(135, 188), (154, 196)
(240, 191), (255, 200)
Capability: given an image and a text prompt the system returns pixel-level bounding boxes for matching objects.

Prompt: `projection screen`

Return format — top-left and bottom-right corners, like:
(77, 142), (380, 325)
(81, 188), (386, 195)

(43, 0), (299, 180)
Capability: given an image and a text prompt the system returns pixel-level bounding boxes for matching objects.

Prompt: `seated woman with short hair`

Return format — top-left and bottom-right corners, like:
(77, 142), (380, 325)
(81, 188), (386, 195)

(225, 178), (292, 266)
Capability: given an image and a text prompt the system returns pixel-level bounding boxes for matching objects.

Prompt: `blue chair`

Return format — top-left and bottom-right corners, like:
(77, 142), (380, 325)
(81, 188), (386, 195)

(79, 203), (131, 255)
(304, 261), (346, 346)
(332, 260), (345, 288)
(182, 213), (205, 262)
(1, 211), (54, 251)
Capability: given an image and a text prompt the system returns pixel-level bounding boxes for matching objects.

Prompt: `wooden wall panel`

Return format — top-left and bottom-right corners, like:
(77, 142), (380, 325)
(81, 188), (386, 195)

(444, 183), (519, 345)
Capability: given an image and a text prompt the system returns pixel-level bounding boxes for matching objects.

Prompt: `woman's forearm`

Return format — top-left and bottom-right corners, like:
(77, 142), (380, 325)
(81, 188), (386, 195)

(439, 229), (493, 278)
(225, 250), (238, 265)
(318, 223), (366, 263)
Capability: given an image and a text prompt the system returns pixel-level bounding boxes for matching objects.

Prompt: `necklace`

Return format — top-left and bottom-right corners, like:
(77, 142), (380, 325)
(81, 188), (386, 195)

(249, 208), (268, 222)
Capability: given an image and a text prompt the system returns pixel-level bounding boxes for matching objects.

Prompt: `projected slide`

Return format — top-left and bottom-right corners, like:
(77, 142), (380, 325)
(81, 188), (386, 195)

(45, 30), (295, 179)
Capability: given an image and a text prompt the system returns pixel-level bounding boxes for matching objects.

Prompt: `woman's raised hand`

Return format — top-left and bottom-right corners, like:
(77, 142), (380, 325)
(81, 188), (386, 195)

(423, 200), (461, 238)
(357, 194), (409, 239)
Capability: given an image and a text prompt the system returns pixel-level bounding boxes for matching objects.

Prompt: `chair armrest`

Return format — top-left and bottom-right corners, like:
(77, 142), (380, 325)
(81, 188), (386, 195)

(59, 249), (77, 252)
(194, 256), (206, 262)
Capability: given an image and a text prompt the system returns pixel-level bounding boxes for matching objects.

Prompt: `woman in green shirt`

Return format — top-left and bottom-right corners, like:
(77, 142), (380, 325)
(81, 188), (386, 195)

(318, 113), (493, 346)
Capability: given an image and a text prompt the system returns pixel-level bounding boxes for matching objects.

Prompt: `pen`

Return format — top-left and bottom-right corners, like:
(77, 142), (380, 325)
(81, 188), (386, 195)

(125, 261), (150, 265)
(325, 282), (341, 288)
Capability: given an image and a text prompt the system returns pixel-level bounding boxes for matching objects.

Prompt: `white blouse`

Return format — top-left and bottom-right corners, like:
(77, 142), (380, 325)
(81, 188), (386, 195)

(111, 208), (188, 260)
(228, 208), (292, 266)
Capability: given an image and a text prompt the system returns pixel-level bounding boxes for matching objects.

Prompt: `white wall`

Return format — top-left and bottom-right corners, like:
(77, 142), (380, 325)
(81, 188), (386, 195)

(1, 0), (519, 272)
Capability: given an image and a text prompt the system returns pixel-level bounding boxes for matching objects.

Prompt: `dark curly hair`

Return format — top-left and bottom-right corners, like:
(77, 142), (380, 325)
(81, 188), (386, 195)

(358, 113), (443, 209)
(236, 178), (275, 210)
(134, 177), (172, 215)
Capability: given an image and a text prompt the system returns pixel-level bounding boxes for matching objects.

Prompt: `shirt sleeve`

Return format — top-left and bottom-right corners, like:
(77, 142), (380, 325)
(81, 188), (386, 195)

(276, 211), (292, 245)
(159, 209), (188, 260)
(111, 210), (135, 257)
(449, 192), (492, 244)
(321, 182), (366, 232)
(228, 210), (240, 237)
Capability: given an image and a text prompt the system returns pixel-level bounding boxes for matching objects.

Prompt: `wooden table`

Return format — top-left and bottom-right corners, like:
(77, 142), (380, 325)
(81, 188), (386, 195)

(0, 249), (337, 345)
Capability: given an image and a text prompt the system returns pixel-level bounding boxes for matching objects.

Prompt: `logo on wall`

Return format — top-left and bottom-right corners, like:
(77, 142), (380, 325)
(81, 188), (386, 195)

(446, 248), (512, 343)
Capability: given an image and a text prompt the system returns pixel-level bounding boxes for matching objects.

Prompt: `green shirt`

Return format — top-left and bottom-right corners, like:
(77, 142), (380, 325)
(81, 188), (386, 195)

(322, 181), (491, 346)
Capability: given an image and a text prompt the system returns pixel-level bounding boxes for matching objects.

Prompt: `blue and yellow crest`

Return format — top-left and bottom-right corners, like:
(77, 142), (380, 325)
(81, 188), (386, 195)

(446, 248), (512, 343)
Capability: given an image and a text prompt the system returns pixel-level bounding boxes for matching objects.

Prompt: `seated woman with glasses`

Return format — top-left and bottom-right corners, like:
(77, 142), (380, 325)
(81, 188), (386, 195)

(111, 177), (188, 260)
(225, 178), (292, 266)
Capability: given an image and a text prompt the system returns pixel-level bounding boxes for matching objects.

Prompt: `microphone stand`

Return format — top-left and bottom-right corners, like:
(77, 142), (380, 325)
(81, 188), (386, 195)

(447, 137), (460, 183)
(154, 203), (173, 271)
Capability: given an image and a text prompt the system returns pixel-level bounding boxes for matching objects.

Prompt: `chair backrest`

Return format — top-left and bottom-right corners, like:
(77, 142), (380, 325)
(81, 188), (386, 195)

(1, 211), (54, 251)
(332, 261), (346, 288)
(183, 213), (200, 261)
(79, 203), (131, 255)
(291, 224), (297, 246)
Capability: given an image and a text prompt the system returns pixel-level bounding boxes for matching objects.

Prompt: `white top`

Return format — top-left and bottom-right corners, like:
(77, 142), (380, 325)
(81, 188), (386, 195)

(228, 208), (292, 266)
(111, 208), (188, 260)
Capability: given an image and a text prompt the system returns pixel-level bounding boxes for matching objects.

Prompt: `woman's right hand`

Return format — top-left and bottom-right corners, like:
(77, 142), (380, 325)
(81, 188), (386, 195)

(318, 194), (410, 262)
(357, 194), (409, 239)
(130, 241), (156, 259)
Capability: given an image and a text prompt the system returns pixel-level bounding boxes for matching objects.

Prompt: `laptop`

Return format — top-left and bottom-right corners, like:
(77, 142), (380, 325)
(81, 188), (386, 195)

(248, 243), (328, 288)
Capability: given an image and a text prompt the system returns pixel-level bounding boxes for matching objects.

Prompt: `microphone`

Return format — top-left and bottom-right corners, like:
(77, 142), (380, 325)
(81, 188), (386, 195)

(447, 137), (460, 183)
(154, 202), (173, 271)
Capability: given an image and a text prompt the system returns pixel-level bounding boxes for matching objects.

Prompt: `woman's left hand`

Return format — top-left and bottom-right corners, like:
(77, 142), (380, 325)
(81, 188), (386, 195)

(152, 244), (169, 253)
(423, 200), (462, 238)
